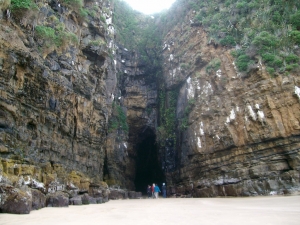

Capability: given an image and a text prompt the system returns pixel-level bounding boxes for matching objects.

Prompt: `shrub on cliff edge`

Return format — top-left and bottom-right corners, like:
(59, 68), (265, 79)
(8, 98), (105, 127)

(10, 0), (36, 10)
(289, 31), (300, 44)
(10, 0), (38, 20)
(35, 25), (78, 55)
(235, 54), (255, 72)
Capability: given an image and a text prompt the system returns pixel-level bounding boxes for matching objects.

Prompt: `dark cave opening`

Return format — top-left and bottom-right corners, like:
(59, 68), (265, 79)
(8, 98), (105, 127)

(134, 128), (165, 194)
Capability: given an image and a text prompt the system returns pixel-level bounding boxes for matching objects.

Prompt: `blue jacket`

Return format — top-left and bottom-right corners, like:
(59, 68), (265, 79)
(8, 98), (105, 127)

(154, 186), (160, 192)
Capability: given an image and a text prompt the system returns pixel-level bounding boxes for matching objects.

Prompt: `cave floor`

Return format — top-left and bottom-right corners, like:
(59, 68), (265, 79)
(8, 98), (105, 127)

(1, 196), (300, 225)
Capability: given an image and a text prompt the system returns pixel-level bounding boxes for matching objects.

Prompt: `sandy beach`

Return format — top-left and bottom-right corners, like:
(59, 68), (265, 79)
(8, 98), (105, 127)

(1, 196), (299, 225)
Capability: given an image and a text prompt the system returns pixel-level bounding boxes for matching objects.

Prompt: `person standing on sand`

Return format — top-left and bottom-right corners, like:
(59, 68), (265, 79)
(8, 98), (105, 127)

(154, 184), (161, 199)
(152, 183), (155, 198)
(147, 185), (152, 198)
(162, 183), (166, 198)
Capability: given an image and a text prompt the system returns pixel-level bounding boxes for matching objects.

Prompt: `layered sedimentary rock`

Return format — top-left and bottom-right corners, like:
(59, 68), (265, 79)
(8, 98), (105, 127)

(105, 46), (159, 190)
(1, 0), (300, 208)
(0, 0), (113, 176)
(0, 0), (117, 213)
(162, 8), (300, 196)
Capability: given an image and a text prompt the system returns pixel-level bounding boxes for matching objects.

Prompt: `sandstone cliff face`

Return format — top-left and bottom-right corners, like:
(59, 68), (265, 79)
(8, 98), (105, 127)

(162, 9), (300, 196)
(1, 0), (300, 203)
(0, 0), (157, 202)
(105, 45), (159, 190)
(0, 0), (116, 197)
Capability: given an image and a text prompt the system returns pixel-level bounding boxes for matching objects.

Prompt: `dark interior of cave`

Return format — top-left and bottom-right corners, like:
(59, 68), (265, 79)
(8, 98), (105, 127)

(134, 128), (165, 194)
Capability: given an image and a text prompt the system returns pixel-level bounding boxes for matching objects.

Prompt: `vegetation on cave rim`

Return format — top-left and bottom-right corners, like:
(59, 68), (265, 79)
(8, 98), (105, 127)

(157, 88), (179, 146)
(112, 0), (163, 73)
(108, 101), (129, 134)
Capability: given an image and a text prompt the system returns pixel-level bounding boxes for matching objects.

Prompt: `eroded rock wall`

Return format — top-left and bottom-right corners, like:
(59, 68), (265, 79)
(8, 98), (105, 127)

(1, 0), (300, 201)
(105, 46), (158, 190)
(162, 9), (300, 196)
(0, 0), (117, 201)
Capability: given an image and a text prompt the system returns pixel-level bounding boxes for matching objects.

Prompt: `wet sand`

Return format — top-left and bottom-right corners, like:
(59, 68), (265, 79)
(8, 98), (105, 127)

(1, 196), (299, 225)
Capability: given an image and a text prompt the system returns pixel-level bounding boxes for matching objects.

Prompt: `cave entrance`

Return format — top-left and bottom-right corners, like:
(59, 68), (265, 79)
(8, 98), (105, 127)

(134, 128), (165, 194)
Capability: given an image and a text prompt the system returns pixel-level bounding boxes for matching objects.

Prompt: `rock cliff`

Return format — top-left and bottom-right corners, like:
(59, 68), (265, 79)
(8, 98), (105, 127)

(0, 0), (117, 213)
(1, 0), (300, 214)
(160, 1), (300, 197)
(105, 45), (159, 190)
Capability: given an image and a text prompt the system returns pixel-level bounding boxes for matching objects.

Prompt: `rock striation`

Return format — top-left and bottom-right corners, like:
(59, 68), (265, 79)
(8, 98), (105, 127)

(161, 4), (300, 197)
(0, 0), (118, 213)
(1, 0), (300, 214)
(0, 0), (159, 214)
(105, 45), (159, 190)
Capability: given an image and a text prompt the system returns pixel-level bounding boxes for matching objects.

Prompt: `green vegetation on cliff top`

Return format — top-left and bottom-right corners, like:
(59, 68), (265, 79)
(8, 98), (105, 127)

(164, 0), (300, 74)
(9, 0), (101, 21)
(10, 0), (36, 10)
(113, 0), (300, 75)
(113, 0), (163, 73)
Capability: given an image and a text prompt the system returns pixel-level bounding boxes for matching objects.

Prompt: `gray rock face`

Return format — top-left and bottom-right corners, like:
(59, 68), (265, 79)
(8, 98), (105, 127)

(109, 189), (128, 200)
(87, 196), (97, 204)
(81, 193), (104, 204)
(0, 0), (115, 191)
(69, 196), (82, 205)
(81, 193), (90, 205)
(0, 184), (32, 214)
(32, 189), (46, 210)
(96, 197), (103, 204)
(160, 4), (300, 197)
(136, 192), (142, 199)
(128, 191), (142, 199)
(105, 44), (159, 190)
(45, 59), (61, 71)
(102, 196), (109, 203)
(46, 191), (69, 207)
